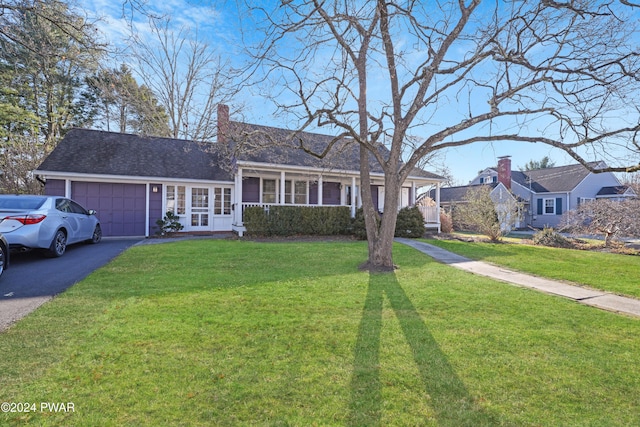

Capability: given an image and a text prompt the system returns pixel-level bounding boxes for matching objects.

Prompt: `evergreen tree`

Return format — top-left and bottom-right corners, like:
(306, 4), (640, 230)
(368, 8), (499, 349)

(521, 156), (556, 171)
(0, 0), (103, 193)
(86, 64), (171, 136)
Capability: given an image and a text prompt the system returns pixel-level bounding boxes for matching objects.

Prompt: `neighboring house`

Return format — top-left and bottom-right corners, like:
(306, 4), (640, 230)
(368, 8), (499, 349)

(35, 105), (444, 237)
(428, 181), (524, 231)
(429, 155), (636, 230)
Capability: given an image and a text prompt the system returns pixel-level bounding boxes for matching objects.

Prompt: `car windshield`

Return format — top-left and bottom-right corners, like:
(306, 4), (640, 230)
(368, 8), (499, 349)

(0, 196), (47, 210)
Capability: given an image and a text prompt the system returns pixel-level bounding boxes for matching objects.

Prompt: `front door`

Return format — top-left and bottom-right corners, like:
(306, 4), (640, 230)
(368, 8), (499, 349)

(190, 187), (210, 230)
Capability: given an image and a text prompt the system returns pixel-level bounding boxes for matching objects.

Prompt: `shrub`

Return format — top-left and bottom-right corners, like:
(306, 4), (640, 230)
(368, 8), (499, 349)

(454, 186), (503, 241)
(440, 211), (453, 233)
(352, 206), (426, 239)
(351, 207), (379, 240)
(394, 206), (426, 238)
(155, 212), (184, 236)
(532, 227), (574, 248)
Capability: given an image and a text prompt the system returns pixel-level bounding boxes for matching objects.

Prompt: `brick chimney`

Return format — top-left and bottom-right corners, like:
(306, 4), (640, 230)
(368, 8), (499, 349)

(217, 104), (229, 144)
(497, 156), (512, 189)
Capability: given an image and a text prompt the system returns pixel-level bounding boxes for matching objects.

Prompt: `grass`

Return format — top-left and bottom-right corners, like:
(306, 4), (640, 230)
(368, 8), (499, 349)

(0, 239), (638, 426)
(424, 238), (640, 299)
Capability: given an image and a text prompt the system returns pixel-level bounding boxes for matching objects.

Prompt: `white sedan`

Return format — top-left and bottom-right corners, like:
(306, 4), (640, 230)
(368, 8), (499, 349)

(0, 195), (102, 257)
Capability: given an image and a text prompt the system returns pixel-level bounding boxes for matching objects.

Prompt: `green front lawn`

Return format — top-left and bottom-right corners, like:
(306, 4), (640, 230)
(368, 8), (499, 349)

(425, 238), (640, 299)
(1, 240), (639, 426)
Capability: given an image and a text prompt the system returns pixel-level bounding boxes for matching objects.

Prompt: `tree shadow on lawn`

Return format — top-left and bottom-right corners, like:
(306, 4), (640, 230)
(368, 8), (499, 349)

(348, 271), (497, 426)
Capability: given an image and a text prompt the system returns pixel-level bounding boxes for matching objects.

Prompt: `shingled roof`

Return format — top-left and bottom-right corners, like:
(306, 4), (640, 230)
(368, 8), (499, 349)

(511, 162), (599, 193)
(36, 128), (233, 181)
(225, 120), (442, 179)
(426, 183), (500, 203)
(38, 123), (443, 182)
(597, 186), (633, 196)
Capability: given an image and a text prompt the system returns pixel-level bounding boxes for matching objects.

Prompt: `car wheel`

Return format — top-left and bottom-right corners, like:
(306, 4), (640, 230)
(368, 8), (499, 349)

(46, 229), (67, 258)
(0, 244), (5, 278)
(89, 224), (102, 244)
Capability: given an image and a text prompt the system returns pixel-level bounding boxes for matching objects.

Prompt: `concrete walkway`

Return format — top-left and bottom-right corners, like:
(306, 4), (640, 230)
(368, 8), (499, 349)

(395, 238), (640, 318)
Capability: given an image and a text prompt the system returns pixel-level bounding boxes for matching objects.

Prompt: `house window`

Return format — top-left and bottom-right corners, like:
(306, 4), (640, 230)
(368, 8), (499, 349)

(262, 179), (276, 203)
(294, 181), (307, 204)
(284, 181), (293, 204)
(578, 197), (595, 205)
(544, 198), (555, 215)
(166, 185), (186, 215)
(214, 188), (231, 215)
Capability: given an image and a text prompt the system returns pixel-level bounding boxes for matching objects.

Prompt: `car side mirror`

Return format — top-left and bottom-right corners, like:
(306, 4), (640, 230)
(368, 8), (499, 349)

(88, 209), (97, 215)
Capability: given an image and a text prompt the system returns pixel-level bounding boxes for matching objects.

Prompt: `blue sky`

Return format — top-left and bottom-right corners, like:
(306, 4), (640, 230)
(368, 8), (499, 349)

(86, 0), (630, 186)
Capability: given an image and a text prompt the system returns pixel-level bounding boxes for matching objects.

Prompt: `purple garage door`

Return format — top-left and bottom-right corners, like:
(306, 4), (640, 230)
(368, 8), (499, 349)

(72, 182), (147, 236)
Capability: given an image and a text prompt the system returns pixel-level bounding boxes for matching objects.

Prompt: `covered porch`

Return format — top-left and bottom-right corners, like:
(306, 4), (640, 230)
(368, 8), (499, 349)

(232, 162), (441, 236)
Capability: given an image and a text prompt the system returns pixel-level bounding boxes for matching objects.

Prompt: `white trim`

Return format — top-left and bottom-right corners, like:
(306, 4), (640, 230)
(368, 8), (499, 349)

(234, 168), (243, 227)
(37, 171), (233, 186)
(235, 161), (443, 184)
(145, 183), (150, 237)
(351, 176), (356, 217)
(64, 179), (72, 198)
(543, 197), (555, 215)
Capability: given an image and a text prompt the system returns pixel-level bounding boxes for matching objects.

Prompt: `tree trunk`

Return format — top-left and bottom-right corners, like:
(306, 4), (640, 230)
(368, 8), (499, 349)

(366, 213), (397, 271)
(605, 232), (613, 248)
(360, 149), (400, 271)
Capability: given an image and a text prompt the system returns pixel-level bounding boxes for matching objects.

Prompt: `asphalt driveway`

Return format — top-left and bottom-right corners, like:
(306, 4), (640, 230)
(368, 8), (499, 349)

(0, 238), (141, 332)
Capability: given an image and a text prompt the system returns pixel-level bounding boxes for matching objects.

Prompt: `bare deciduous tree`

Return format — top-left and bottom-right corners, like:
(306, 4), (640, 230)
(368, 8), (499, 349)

(562, 199), (640, 247)
(0, 135), (49, 194)
(128, 16), (238, 141)
(243, 0), (640, 270)
(620, 173), (640, 195)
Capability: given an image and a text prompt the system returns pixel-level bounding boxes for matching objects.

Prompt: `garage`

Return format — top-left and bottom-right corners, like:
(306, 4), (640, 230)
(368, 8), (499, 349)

(71, 182), (147, 237)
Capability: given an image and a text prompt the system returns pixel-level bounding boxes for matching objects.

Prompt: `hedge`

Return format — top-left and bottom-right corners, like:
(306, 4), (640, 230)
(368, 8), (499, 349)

(352, 206), (426, 239)
(243, 205), (352, 237)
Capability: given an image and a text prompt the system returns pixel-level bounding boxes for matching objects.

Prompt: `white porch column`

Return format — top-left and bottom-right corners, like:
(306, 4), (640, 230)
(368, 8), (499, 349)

(234, 167), (243, 225)
(318, 175), (323, 206)
(411, 181), (417, 205)
(351, 176), (356, 217)
(280, 171), (286, 204)
(306, 181), (309, 204)
(436, 182), (441, 233)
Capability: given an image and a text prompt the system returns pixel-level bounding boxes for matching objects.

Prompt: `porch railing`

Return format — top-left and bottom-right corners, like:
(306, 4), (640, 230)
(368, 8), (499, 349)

(418, 205), (439, 224)
(241, 203), (440, 223)
(241, 202), (347, 214)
